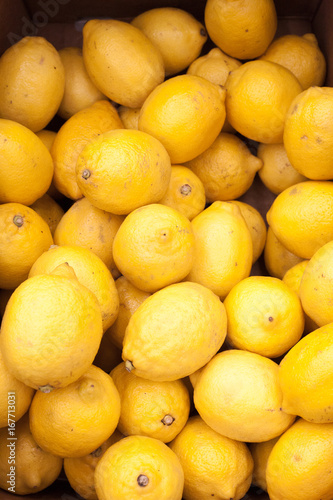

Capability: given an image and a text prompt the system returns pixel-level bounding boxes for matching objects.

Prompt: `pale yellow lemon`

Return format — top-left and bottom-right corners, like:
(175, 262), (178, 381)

(131, 7), (207, 76)
(225, 60), (302, 144)
(264, 226), (303, 279)
(111, 362), (190, 443)
(266, 180), (333, 259)
(138, 74), (226, 163)
(0, 36), (65, 132)
(266, 419), (333, 500)
(223, 276), (304, 358)
(169, 415), (253, 500)
(29, 365), (121, 458)
(283, 86), (333, 180)
(76, 129), (171, 215)
(186, 201), (253, 299)
(158, 165), (206, 221)
(51, 100), (123, 200)
(113, 203), (195, 293)
(94, 435), (184, 500)
(58, 46), (106, 120)
(82, 19), (164, 108)
(122, 281), (227, 381)
(193, 349), (296, 442)
(187, 47), (241, 86)
(186, 132), (262, 201)
(204, 0), (277, 59)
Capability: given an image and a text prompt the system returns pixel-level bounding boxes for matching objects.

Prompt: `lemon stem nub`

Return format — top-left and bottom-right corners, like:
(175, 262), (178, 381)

(162, 414), (175, 426)
(38, 384), (54, 393)
(82, 169), (91, 179)
(200, 28), (207, 37)
(137, 474), (149, 487)
(125, 360), (134, 372)
(180, 183), (192, 196)
(13, 215), (24, 227)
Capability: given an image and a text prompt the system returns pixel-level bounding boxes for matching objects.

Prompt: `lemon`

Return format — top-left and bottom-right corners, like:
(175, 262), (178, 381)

(225, 60), (302, 144)
(76, 129), (171, 215)
(283, 86), (333, 180)
(138, 74), (226, 163)
(266, 418), (333, 500)
(51, 99), (123, 200)
(30, 193), (64, 236)
(118, 106), (140, 129)
(82, 19), (164, 108)
(113, 203), (195, 293)
(94, 435), (184, 500)
(186, 132), (262, 201)
(187, 47), (241, 86)
(186, 201), (253, 299)
(122, 281), (227, 382)
(264, 226), (304, 279)
(224, 276), (304, 358)
(266, 180), (333, 259)
(29, 365), (121, 458)
(228, 200), (267, 264)
(0, 118), (54, 205)
(93, 333), (122, 375)
(279, 323), (333, 423)
(204, 0), (277, 59)
(158, 165), (206, 221)
(261, 33), (326, 90)
(131, 7), (207, 76)
(169, 415), (253, 500)
(111, 362), (190, 443)
(0, 263), (103, 390)
(58, 46), (106, 120)
(193, 349), (296, 443)
(257, 143), (308, 195)
(249, 436), (280, 492)
(0, 36), (65, 132)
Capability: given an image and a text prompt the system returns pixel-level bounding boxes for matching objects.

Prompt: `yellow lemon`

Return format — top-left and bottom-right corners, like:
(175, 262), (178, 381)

(131, 7), (207, 76)
(299, 240), (333, 326)
(186, 132), (262, 201)
(266, 180), (333, 259)
(223, 276), (304, 358)
(158, 165), (206, 221)
(105, 276), (151, 350)
(138, 74), (226, 163)
(111, 362), (190, 442)
(94, 435), (184, 500)
(58, 46), (106, 120)
(122, 281), (227, 381)
(53, 197), (124, 279)
(264, 226), (303, 279)
(113, 204), (195, 293)
(82, 19), (164, 108)
(229, 200), (267, 264)
(36, 129), (64, 202)
(93, 333), (122, 375)
(261, 33), (326, 90)
(283, 86), (333, 180)
(169, 415), (254, 500)
(0, 36), (64, 132)
(29, 244), (119, 332)
(76, 129), (171, 215)
(0, 203), (53, 290)
(0, 263), (103, 391)
(118, 106), (140, 130)
(225, 60), (302, 144)
(30, 193), (64, 236)
(64, 430), (123, 500)
(186, 201), (253, 299)
(193, 350), (296, 442)
(0, 118), (54, 205)
(29, 365), (121, 458)
(204, 0), (277, 60)
(249, 436), (280, 492)
(187, 47), (241, 86)
(0, 348), (35, 428)
(257, 142), (308, 195)
(279, 323), (333, 423)
(266, 418), (333, 500)
(0, 413), (63, 495)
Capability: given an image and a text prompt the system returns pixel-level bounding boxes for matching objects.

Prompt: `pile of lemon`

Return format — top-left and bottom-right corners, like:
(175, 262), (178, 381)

(0, 0), (333, 499)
